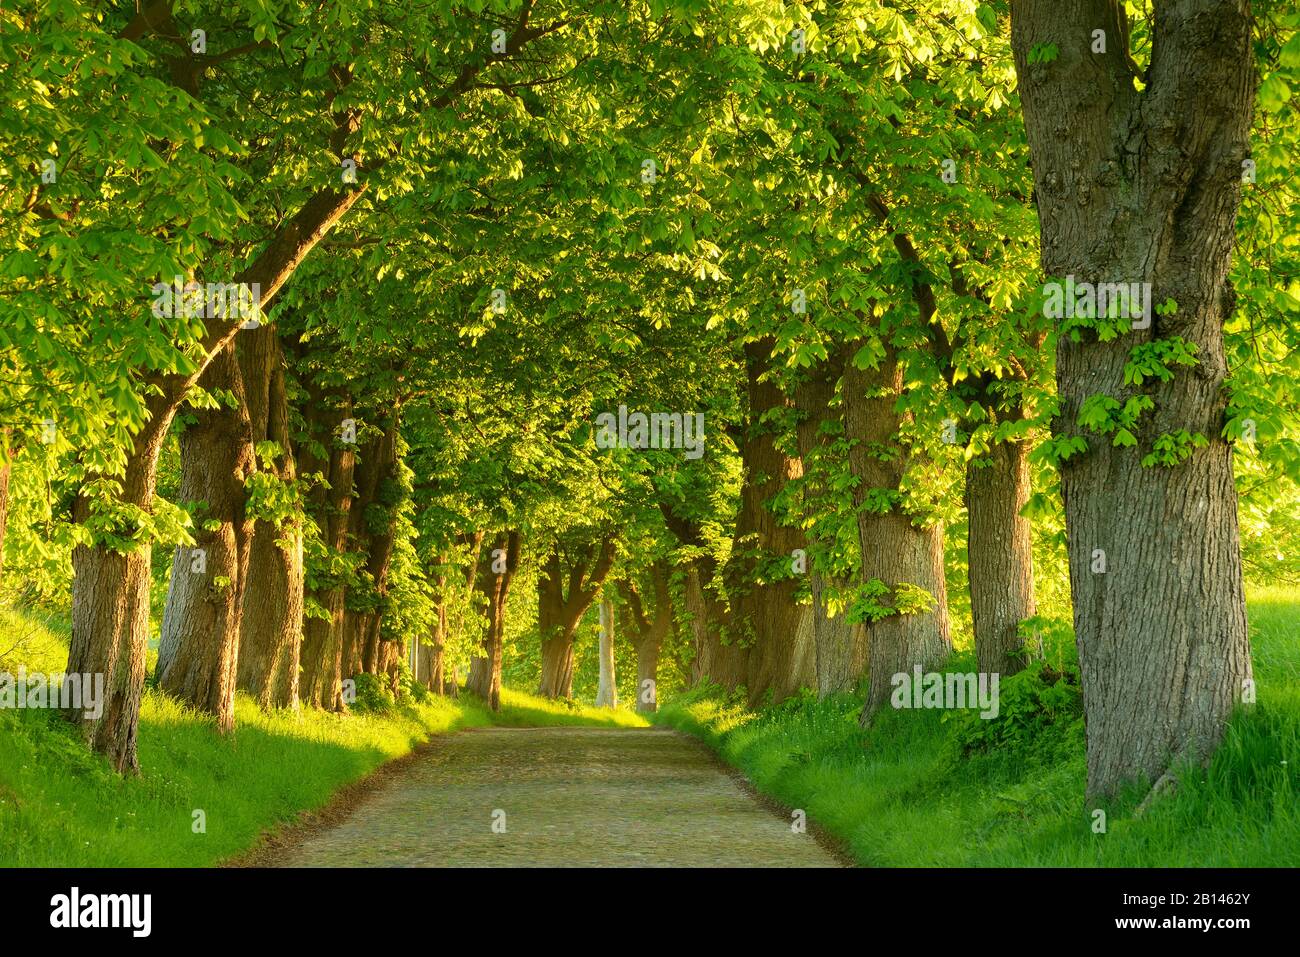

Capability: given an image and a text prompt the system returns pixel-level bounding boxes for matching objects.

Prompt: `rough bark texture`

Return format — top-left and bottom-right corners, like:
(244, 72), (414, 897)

(535, 539), (616, 699)
(843, 348), (951, 723)
(1011, 0), (1254, 800)
(793, 350), (868, 697)
(618, 563), (672, 713)
(66, 394), (176, 772)
(966, 437), (1038, 677)
(595, 597), (617, 708)
(235, 325), (303, 709)
(723, 339), (815, 707)
(156, 342), (256, 731)
(466, 530), (520, 711)
(298, 392), (356, 711)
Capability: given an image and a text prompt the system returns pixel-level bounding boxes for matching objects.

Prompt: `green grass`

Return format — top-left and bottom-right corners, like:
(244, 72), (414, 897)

(656, 585), (1300, 866)
(0, 607), (646, 867)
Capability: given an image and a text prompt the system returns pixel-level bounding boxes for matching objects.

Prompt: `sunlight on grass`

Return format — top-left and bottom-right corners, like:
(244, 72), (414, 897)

(657, 585), (1300, 867)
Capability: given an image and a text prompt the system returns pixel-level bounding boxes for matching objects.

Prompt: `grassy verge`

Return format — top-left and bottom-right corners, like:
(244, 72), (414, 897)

(0, 607), (646, 867)
(656, 585), (1300, 866)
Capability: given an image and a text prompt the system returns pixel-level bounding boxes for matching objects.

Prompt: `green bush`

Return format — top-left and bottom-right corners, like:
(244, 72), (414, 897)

(348, 672), (396, 714)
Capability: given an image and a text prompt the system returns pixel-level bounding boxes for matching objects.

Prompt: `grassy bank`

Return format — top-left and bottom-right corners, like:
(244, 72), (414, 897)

(656, 586), (1300, 867)
(0, 607), (646, 867)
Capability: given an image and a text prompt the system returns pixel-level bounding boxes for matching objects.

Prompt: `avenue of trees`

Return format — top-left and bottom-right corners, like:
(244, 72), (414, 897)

(1, 0), (1297, 806)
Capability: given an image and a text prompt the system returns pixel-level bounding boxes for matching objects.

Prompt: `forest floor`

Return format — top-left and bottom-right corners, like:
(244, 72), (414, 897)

(250, 726), (846, 867)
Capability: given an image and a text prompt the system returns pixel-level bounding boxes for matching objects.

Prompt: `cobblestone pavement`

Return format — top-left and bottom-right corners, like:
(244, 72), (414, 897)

(273, 727), (844, 867)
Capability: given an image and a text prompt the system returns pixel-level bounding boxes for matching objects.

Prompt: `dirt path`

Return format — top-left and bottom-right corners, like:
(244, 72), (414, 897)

(262, 727), (845, 867)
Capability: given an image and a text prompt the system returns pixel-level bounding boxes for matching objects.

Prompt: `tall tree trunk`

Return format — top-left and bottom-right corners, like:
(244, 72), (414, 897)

(235, 325), (303, 710)
(966, 437), (1038, 677)
(793, 349), (868, 697)
(466, 530), (520, 710)
(343, 421), (401, 677)
(297, 393), (356, 710)
(66, 394), (176, 772)
(535, 540), (616, 699)
(728, 339), (815, 707)
(619, 563), (672, 714)
(156, 342), (256, 731)
(595, 597), (617, 708)
(843, 348), (951, 723)
(1011, 0), (1254, 800)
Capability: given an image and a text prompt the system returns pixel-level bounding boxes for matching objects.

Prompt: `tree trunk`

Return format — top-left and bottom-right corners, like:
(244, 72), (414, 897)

(297, 393), (356, 711)
(156, 342), (256, 731)
(843, 348), (951, 723)
(466, 530), (520, 710)
(595, 597), (617, 708)
(792, 349), (868, 697)
(534, 540), (616, 699)
(619, 564), (672, 713)
(725, 339), (815, 706)
(233, 324), (303, 710)
(1011, 0), (1254, 800)
(966, 438), (1038, 677)
(66, 393), (176, 772)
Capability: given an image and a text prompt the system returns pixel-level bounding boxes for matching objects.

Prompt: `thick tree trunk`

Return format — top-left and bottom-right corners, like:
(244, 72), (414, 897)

(843, 349), (951, 723)
(793, 350), (868, 697)
(725, 340), (815, 706)
(534, 541), (615, 699)
(966, 438), (1038, 677)
(595, 597), (617, 708)
(466, 530), (520, 710)
(234, 324), (303, 709)
(157, 342), (256, 731)
(619, 564), (672, 713)
(66, 394), (176, 772)
(297, 394), (356, 711)
(1011, 0), (1255, 800)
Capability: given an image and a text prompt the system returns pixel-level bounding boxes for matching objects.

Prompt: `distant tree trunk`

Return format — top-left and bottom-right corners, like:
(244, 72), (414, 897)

(535, 539), (617, 699)
(843, 347), (951, 723)
(724, 339), (815, 706)
(619, 563), (672, 713)
(466, 530), (520, 710)
(660, 505), (734, 688)
(298, 392), (356, 711)
(235, 325), (303, 710)
(595, 597), (617, 708)
(966, 436), (1038, 677)
(1011, 0), (1255, 800)
(156, 342), (256, 732)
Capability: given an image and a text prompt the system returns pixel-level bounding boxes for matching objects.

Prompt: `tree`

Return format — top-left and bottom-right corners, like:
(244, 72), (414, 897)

(1010, 0), (1256, 800)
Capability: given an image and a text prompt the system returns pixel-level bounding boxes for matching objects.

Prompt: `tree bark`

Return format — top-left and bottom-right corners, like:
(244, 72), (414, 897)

(619, 563), (672, 713)
(966, 437), (1038, 677)
(234, 325), (303, 710)
(595, 597), (617, 708)
(843, 347), (951, 723)
(1011, 0), (1255, 800)
(297, 392), (356, 711)
(535, 539), (616, 699)
(792, 349), (868, 697)
(466, 530), (520, 710)
(156, 342), (256, 731)
(724, 339), (815, 707)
